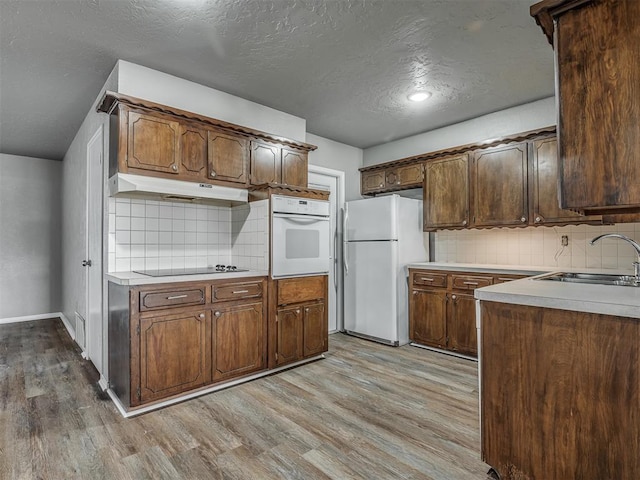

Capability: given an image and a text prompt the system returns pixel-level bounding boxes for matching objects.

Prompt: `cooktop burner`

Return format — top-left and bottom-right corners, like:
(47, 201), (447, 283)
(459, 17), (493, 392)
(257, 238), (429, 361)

(134, 265), (249, 277)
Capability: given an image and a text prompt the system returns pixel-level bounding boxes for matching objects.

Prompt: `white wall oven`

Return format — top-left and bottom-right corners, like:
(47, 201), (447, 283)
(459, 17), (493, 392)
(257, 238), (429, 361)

(271, 195), (330, 278)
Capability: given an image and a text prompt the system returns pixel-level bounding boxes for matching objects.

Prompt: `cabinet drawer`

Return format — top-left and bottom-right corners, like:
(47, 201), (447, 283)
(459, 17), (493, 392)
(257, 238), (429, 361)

(493, 274), (527, 284)
(277, 276), (325, 305)
(139, 287), (206, 311)
(412, 272), (447, 288)
(213, 282), (263, 301)
(451, 275), (492, 291)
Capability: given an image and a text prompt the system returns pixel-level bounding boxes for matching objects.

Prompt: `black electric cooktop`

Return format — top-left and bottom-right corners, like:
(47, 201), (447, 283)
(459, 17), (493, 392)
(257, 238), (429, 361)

(134, 265), (249, 277)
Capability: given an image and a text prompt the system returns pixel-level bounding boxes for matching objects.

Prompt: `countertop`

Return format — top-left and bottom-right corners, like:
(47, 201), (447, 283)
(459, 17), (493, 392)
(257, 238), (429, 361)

(406, 262), (551, 276)
(106, 270), (269, 286)
(407, 262), (640, 319)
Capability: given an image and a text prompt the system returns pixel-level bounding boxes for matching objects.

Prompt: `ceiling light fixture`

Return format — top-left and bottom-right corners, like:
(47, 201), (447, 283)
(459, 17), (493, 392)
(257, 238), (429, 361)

(407, 91), (432, 102)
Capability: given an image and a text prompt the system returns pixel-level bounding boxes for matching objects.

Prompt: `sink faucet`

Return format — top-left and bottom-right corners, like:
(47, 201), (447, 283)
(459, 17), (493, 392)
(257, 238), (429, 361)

(590, 233), (640, 277)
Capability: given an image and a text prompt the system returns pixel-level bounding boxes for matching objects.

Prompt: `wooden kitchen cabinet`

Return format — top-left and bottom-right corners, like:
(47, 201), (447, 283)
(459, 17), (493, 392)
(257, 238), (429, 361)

(270, 275), (328, 367)
(423, 154), (470, 230)
(207, 129), (249, 184)
(108, 276), (271, 410)
(472, 142), (528, 228)
(127, 109), (181, 175)
(250, 141), (309, 187)
(211, 301), (265, 381)
(138, 309), (211, 404)
(385, 163), (424, 189)
(480, 300), (640, 479)
(410, 289), (447, 349)
(447, 293), (477, 356)
(529, 136), (602, 225)
(179, 123), (208, 179)
(531, 0), (640, 215)
(361, 169), (387, 195)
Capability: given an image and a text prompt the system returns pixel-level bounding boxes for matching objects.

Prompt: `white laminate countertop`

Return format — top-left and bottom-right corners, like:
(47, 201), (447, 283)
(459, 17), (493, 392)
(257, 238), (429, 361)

(407, 262), (640, 319)
(406, 262), (552, 276)
(106, 270), (269, 286)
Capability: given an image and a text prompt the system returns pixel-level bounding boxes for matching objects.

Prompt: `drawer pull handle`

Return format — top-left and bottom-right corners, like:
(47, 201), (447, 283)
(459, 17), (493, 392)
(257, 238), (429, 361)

(463, 281), (479, 286)
(421, 277), (434, 282)
(232, 290), (249, 294)
(167, 294), (188, 300)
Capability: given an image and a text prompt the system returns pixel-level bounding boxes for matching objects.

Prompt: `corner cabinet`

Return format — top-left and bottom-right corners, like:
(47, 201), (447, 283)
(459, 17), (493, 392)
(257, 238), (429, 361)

(108, 277), (268, 410)
(531, 0), (640, 215)
(409, 269), (529, 357)
(269, 275), (328, 368)
(100, 92), (315, 188)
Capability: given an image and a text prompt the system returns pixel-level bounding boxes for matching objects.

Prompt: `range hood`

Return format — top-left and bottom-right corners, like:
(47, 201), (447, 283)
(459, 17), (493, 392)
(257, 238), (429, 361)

(109, 173), (248, 205)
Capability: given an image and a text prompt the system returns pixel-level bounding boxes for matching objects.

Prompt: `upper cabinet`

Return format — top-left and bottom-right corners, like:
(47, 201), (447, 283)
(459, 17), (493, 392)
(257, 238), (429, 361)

(531, 0), (640, 215)
(99, 92), (316, 188)
(386, 163), (424, 189)
(423, 154), (469, 230)
(471, 143), (529, 228)
(361, 170), (387, 195)
(360, 163), (424, 196)
(249, 141), (309, 187)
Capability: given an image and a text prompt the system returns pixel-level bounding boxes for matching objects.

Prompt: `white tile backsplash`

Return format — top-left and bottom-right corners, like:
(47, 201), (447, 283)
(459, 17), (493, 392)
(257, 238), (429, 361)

(108, 197), (270, 273)
(433, 223), (640, 271)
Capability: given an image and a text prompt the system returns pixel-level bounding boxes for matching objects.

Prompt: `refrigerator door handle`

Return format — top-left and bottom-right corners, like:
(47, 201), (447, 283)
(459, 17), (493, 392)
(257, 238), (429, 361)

(343, 206), (349, 274)
(334, 230), (338, 288)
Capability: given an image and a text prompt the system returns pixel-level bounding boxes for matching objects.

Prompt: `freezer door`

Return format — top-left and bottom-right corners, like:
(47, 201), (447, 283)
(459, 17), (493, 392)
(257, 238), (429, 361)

(344, 240), (399, 343)
(345, 195), (398, 241)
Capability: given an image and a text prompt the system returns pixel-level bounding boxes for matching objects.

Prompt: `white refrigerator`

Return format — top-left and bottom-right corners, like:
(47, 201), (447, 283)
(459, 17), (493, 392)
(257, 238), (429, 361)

(343, 195), (428, 346)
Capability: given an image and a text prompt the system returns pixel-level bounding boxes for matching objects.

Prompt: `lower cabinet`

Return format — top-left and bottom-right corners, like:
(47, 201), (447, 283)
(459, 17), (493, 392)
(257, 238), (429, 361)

(109, 277), (269, 409)
(271, 275), (329, 368)
(409, 269), (527, 357)
(139, 309), (211, 404)
(212, 302), (265, 381)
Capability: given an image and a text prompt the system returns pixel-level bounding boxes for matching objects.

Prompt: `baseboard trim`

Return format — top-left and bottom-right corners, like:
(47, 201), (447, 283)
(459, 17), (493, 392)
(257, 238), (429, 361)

(98, 376), (109, 392)
(0, 312), (63, 325)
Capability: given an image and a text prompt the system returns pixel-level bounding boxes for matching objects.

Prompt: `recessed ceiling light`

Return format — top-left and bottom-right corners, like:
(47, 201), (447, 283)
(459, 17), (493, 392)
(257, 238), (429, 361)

(407, 91), (431, 102)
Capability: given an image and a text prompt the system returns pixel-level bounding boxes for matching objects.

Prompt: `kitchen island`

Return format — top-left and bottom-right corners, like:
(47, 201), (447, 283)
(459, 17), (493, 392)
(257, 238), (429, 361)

(475, 273), (640, 479)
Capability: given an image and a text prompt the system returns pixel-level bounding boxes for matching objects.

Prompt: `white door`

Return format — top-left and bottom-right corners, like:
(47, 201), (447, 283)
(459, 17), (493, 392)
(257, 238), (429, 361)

(343, 240), (398, 343)
(308, 166), (344, 333)
(86, 126), (104, 372)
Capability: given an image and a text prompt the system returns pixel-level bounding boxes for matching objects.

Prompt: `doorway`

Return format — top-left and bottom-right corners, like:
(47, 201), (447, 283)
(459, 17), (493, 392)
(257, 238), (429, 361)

(308, 165), (345, 333)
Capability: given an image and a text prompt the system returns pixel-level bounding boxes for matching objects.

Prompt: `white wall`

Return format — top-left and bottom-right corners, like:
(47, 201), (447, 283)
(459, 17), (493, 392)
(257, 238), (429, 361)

(0, 154), (62, 319)
(307, 133), (363, 201)
(117, 60), (307, 143)
(363, 97), (556, 167)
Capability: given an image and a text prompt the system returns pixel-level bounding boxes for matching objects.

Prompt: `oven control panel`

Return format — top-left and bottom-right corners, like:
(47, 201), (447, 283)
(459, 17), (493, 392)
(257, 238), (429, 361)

(271, 195), (330, 216)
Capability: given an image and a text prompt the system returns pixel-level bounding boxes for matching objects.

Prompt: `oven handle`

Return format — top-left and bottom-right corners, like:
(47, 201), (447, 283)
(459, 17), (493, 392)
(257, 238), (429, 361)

(273, 213), (329, 224)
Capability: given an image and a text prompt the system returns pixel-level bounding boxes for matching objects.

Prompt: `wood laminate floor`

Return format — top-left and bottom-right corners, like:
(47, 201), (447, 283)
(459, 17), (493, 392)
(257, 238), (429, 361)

(0, 319), (490, 480)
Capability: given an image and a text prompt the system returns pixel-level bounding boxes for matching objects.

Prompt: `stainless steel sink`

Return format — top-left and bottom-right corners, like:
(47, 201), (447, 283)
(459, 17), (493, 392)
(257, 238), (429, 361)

(537, 272), (640, 287)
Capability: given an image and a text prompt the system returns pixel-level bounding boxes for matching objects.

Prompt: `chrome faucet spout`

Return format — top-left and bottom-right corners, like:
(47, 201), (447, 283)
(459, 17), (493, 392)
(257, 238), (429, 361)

(590, 233), (640, 277)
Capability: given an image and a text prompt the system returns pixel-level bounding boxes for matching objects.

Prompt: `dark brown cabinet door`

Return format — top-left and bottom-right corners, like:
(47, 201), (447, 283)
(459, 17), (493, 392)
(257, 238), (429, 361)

(179, 124), (207, 179)
(212, 302), (265, 381)
(128, 111), (181, 174)
(138, 310), (210, 403)
(447, 293), (477, 356)
(250, 140), (281, 185)
(530, 136), (601, 225)
(281, 148), (308, 187)
(302, 302), (327, 357)
(276, 306), (303, 366)
(208, 130), (249, 184)
(361, 170), (386, 195)
(424, 154), (469, 230)
(386, 164), (424, 189)
(555, 0), (640, 214)
(409, 289), (447, 348)
(473, 143), (528, 227)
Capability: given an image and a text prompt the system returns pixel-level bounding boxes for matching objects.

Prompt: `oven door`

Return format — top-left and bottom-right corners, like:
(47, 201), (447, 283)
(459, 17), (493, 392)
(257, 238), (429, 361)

(272, 213), (330, 278)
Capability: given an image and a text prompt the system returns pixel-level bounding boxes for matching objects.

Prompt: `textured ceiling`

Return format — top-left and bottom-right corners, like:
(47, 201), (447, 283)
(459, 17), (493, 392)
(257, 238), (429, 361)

(0, 0), (554, 160)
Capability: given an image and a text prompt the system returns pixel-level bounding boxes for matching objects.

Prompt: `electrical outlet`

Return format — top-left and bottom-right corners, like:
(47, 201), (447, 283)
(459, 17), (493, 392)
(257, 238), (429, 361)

(561, 235), (569, 247)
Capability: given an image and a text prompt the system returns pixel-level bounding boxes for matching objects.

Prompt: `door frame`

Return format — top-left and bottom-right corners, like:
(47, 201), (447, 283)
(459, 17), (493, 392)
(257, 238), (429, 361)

(308, 164), (345, 333)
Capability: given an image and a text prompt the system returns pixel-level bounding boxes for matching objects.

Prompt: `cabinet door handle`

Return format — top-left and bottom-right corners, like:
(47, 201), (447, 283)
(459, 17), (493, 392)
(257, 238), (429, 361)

(535, 215), (542, 223)
(210, 170), (216, 177)
(199, 313), (205, 319)
(520, 216), (527, 223)
(296, 309), (300, 314)
(462, 220), (468, 226)
(167, 294), (188, 300)
(214, 311), (221, 317)
(171, 164), (178, 172)
(452, 294), (457, 300)
(305, 308), (309, 312)
(463, 281), (478, 286)
(232, 290), (249, 294)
